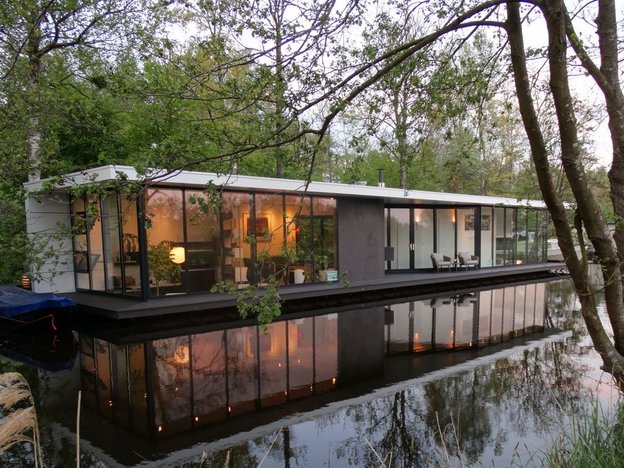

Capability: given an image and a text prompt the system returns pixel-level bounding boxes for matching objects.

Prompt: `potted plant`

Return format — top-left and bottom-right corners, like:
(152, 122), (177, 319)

(148, 241), (181, 296)
(316, 253), (337, 282)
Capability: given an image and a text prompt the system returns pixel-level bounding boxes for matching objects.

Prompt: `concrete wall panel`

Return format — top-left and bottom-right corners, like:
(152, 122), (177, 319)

(25, 194), (75, 293)
(337, 198), (385, 282)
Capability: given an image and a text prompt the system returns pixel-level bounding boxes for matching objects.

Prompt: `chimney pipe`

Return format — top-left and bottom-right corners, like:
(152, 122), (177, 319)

(377, 169), (385, 188)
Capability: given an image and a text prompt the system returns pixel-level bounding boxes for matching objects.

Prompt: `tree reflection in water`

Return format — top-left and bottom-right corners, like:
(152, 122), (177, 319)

(2, 279), (618, 467)
(212, 279), (616, 467)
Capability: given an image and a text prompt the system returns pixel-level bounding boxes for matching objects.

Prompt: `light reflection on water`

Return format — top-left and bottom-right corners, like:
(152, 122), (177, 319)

(0, 278), (618, 467)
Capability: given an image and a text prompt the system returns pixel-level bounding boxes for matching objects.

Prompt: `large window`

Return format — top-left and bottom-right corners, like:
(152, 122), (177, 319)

(413, 209), (433, 268)
(481, 207), (493, 267)
(456, 208), (476, 258)
(436, 209), (456, 258)
(185, 190), (221, 292)
(222, 192), (251, 285)
(72, 193), (143, 296)
(388, 208), (411, 270)
(145, 188), (184, 295)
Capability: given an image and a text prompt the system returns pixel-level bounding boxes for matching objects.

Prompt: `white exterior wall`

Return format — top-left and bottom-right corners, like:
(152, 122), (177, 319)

(25, 193), (75, 293)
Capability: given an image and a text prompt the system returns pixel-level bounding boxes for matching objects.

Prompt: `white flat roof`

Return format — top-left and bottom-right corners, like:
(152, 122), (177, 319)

(24, 165), (546, 208)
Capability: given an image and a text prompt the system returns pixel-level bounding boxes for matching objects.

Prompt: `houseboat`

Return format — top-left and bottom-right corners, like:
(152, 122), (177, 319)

(24, 166), (555, 317)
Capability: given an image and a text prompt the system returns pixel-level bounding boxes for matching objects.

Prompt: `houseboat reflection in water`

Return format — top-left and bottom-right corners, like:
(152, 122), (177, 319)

(77, 281), (546, 442)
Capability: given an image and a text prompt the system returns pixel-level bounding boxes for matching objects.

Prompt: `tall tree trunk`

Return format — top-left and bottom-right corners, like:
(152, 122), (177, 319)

(543, 0), (624, 353)
(598, 1), (623, 265)
(563, 0), (624, 265)
(597, 0), (624, 265)
(394, 88), (410, 189)
(506, 1), (624, 375)
(26, 10), (43, 182)
(273, 1), (285, 178)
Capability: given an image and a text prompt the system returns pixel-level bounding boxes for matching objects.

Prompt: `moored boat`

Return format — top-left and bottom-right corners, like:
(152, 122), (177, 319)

(0, 285), (74, 333)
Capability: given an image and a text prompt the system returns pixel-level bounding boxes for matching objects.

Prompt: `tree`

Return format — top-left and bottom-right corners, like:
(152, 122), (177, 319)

(0, 0), (168, 181)
(202, 0), (624, 376)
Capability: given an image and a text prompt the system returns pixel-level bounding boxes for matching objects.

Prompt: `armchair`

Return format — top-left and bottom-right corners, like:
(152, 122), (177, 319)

(431, 252), (453, 272)
(458, 252), (479, 270)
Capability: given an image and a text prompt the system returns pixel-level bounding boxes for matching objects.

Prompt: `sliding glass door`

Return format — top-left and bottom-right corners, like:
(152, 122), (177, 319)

(387, 208), (411, 270)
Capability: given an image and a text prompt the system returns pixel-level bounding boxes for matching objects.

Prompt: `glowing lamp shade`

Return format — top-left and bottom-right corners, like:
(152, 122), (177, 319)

(169, 246), (186, 264)
(173, 345), (190, 365)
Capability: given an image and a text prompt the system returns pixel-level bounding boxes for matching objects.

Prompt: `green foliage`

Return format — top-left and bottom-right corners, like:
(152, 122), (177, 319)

(0, 190), (31, 283)
(147, 242), (181, 296)
(211, 281), (282, 330)
(545, 399), (624, 467)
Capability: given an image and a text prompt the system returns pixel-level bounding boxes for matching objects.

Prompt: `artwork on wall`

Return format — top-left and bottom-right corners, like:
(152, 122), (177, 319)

(245, 214), (270, 241)
(465, 213), (491, 231)
(481, 214), (491, 231)
(465, 214), (475, 231)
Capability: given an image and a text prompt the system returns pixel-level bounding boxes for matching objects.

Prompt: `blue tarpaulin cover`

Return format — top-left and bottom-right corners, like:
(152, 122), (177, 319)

(0, 286), (74, 318)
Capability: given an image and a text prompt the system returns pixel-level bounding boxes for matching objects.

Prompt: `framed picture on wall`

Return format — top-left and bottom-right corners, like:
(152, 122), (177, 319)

(244, 214), (271, 241)
(465, 214), (475, 231)
(481, 214), (491, 231)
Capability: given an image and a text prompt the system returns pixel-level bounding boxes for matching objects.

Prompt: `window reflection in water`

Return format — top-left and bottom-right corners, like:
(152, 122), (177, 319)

(384, 282), (546, 354)
(79, 283), (545, 439)
(80, 314), (338, 438)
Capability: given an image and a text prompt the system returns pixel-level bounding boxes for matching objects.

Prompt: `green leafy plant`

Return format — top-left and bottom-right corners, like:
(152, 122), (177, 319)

(211, 280), (282, 330)
(147, 241), (181, 296)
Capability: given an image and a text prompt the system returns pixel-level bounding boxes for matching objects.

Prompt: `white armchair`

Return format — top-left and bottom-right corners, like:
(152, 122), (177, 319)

(458, 251), (479, 270)
(431, 252), (453, 272)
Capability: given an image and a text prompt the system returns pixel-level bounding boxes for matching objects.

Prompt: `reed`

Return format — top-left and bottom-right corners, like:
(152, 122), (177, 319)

(544, 399), (624, 467)
(0, 372), (43, 467)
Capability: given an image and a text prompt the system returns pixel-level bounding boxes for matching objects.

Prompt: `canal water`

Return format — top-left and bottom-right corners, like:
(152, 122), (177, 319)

(0, 278), (619, 467)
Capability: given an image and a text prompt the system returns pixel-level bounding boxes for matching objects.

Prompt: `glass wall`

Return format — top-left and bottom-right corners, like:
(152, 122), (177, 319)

(119, 195), (142, 296)
(184, 190), (222, 292)
(494, 207), (512, 265)
(456, 208), (476, 257)
(413, 209), (434, 268)
(385, 205), (548, 272)
(388, 208), (411, 270)
(101, 195), (120, 293)
(312, 198), (337, 279)
(516, 208), (529, 263)
(436, 209), (456, 258)
(222, 192), (251, 285)
(254, 193), (286, 285)
(481, 207), (493, 267)
(145, 188), (184, 296)
(87, 195), (106, 291)
(71, 185), (552, 296)
(72, 193), (143, 297)
(72, 197), (90, 290)
(505, 208), (516, 265)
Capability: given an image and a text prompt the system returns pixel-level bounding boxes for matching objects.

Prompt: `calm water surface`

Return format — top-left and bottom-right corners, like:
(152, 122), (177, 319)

(0, 278), (619, 467)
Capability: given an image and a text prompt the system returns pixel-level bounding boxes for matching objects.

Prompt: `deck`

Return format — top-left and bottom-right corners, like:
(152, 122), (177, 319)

(68, 263), (567, 323)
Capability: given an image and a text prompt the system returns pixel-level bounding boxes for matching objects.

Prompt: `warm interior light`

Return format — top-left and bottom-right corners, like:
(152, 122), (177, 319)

(173, 345), (190, 365)
(169, 246), (186, 264)
(194, 416), (199, 422)
(158, 426), (163, 432)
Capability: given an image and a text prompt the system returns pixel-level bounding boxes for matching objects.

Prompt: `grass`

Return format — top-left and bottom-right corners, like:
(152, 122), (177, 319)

(544, 399), (624, 467)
